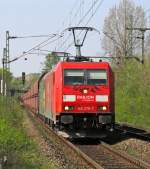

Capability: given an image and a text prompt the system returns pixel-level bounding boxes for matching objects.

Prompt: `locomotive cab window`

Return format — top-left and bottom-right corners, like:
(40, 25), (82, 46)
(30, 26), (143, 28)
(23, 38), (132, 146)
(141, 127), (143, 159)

(64, 69), (84, 85)
(87, 69), (107, 85)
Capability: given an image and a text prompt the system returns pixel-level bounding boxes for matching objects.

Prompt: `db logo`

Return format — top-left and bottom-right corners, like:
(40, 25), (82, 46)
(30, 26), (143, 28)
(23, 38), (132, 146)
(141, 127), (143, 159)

(77, 95), (94, 101)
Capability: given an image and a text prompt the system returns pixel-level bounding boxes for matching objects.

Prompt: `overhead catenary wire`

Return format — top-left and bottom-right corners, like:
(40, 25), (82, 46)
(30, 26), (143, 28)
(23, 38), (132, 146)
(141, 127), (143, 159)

(9, 34), (56, 39)
(64, 0), (104, 52)
(77, 0), (100, 26)
(8, 34), (63, 63)
(70, 0), (85, 26)
(37, 35), (63, 49)
(57, 0), (81, 36)
(25, 52), (49, 56)
(55, 0), (80, 50)
(9, 0), (104, 63)
(56, 0), (85, 51)
(33, 49), (52, 53)
(84, 0), (105, 26)
(58, 0), (102, 51)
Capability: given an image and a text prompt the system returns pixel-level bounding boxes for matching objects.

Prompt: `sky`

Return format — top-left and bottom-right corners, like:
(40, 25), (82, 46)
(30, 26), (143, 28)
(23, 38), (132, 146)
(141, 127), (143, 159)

(0, 0), (149, 77)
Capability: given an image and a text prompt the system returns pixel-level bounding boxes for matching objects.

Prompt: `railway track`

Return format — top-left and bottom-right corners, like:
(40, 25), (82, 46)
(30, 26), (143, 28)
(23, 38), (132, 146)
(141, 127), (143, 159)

(76, 142), (150, 169)
(115, 123), (150, 141)
(27, 111), (101, 169)
(27, 111), (150, 169)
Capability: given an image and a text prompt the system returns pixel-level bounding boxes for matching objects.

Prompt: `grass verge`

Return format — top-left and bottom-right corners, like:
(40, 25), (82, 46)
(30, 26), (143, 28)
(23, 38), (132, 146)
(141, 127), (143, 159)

(0, 96), (56, 169)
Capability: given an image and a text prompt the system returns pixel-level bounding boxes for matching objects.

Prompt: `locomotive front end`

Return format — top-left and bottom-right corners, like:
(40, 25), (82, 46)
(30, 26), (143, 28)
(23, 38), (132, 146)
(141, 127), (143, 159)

(59, 62), (115, 130)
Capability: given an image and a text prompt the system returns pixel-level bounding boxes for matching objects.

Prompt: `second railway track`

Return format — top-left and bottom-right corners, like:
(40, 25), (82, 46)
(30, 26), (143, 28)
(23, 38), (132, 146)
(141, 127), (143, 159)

(76, 142), (150, 169)
(115, 123), (150, 141)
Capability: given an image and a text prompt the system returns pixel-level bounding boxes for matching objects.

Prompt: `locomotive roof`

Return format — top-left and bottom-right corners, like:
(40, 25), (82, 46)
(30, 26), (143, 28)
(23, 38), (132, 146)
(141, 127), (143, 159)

(56, 61), (110, 69)
(38, 61), (111, 83)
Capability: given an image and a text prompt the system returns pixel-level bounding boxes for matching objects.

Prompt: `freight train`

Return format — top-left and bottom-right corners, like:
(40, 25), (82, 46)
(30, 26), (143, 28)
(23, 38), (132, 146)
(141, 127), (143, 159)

(21, 27), (115, 138)
(21, 59), (115, 132)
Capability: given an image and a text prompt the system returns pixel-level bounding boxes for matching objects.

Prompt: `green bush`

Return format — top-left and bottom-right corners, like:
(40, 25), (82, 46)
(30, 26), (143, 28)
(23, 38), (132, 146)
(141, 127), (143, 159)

(0, 96), (55, 169)
(115, 58), (150, 129)
(0, 118), (30, 153)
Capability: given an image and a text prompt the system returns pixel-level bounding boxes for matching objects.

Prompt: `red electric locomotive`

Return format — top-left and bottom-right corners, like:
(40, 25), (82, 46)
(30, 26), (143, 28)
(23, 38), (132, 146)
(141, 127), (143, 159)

(38, 61), (115, 130)
(22, 59), (115, 136)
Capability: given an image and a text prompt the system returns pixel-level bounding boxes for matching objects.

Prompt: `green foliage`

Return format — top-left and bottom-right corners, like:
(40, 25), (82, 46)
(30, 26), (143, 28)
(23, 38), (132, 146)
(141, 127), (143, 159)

(0, 118), (30, 154)
(25, 73), (40, 88)
(0, 97), (56, 169)
(11, 73), (40, 92)
(42, 53), (60, 71)
(115, 58), (150, 129)
(0, 68), (13, 82)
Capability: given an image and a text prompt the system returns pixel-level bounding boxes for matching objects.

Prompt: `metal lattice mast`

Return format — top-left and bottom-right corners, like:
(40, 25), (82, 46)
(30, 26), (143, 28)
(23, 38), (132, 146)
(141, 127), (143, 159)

(2, 48), (7, 95)
(127, 27), (150, 64)
(6, 31), (10, 72)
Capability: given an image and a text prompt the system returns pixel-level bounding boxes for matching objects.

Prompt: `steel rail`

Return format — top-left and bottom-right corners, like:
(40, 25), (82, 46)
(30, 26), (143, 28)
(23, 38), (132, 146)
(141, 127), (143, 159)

(77, 142), (150, 169)
(26, 110), (150, 169)
(101, 143), (150, 169)
(27, 110), (104, 169)
(115, 123), (150, 141)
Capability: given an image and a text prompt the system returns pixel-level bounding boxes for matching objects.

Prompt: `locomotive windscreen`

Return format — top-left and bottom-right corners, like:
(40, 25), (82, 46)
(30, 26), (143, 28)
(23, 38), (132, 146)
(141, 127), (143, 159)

(64, 69), (84, 85)
(64, 69), (107, 85)
(87, 69), (107, 85)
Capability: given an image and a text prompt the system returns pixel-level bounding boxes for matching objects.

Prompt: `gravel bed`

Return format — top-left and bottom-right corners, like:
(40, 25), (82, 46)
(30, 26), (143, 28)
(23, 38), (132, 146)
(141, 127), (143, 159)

(111, 138), (150, 164)
(23, 112), (88, 169)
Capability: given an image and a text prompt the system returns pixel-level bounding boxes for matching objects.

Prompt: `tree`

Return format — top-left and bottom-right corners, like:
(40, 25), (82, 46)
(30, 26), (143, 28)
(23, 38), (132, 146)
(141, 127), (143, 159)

(102, 0), (146, 59)
(42, 52), (60, 71)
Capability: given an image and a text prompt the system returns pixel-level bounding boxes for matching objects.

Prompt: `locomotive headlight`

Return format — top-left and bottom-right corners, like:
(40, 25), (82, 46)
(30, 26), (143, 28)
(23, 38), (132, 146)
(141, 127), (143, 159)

(98, 106), (107, 111)
(64, 106), (69, 110)
(83, 89), (88, 94)
(64, 106), (74, 111)
(102, 106), (107, 111)
(63, 95), (76, 102)
(96, 95), (108, 102)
